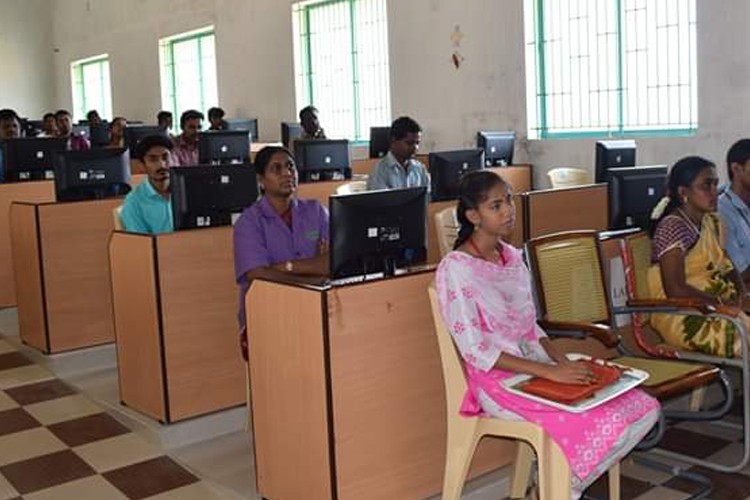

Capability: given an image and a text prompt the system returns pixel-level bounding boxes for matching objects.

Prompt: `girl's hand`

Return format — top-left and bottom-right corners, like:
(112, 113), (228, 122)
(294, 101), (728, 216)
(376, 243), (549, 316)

(541, 360), (593, 385)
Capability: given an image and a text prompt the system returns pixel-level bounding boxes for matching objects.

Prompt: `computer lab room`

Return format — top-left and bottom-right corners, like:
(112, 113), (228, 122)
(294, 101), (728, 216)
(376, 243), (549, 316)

(2, 1), (750, 499)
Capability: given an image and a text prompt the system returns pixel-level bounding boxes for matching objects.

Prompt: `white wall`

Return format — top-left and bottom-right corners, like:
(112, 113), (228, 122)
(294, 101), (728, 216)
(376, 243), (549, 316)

(0, 0), (54, 117)
(33, 0), (750, 185)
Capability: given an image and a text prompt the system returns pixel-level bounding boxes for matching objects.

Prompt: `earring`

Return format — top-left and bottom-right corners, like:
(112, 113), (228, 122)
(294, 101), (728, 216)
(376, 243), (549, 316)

(474, 222), (481, 231)
(682, 196), (688, 204)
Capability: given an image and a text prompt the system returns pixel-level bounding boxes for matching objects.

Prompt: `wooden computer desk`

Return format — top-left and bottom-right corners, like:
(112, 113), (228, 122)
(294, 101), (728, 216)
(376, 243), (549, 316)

(10, 198), (122, 353)
(109, 227), (245, 423)
(0, 181), (56, 307)
(297, 180), (349, 206)
(247, 271), (511, 500)
(523, 183), (609, 240)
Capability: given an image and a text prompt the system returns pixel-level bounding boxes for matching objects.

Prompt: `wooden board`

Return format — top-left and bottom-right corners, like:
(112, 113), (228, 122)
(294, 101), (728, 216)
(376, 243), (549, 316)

(526, 184), (609, 240)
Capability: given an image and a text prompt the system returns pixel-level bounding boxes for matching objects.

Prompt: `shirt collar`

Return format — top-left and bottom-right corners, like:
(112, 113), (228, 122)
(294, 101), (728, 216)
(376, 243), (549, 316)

(144, 178), (169, 200)
(384, 151), (414, 171)
(722, 186), (750, 211)
(258, 196), (298, 220)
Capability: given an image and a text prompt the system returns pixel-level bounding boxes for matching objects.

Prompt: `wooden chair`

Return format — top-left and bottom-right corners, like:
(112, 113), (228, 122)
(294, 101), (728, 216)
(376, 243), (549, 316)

(427, 285), (621, 500)
(112, 205), (123, 231)
(434, 206), (458, 259)
(335, 181), (367, 195)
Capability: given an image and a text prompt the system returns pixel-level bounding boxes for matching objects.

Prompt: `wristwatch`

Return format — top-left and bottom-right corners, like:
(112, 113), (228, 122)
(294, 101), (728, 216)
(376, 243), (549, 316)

(285, 260), (294, 272)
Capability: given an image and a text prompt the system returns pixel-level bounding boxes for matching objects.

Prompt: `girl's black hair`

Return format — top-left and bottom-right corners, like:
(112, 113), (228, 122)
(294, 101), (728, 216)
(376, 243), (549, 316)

(253, 145), (295, 176)
(649, 155), (715, 237)
(453, 170), (508, 250)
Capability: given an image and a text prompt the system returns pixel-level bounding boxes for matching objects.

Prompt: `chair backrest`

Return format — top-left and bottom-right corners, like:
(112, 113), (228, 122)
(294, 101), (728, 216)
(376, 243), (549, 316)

(113, 205), (123, 231)
(434, 206), (458, 259)
(547, 167), (591, 189)
(621, 232), (652, 300)
(525, 230), (611, 324)
(336, 181), (367, 195)
(428, 285), (469, 416)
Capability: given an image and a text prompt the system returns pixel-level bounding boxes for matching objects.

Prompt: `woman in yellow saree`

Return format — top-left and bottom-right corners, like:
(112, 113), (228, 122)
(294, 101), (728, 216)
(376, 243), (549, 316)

(648, 156), (750, 357)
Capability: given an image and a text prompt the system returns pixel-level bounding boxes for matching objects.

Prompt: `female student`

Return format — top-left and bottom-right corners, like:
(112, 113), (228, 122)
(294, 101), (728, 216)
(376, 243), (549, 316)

(435, 171), (660, 498)
(648, 156), (750, 357)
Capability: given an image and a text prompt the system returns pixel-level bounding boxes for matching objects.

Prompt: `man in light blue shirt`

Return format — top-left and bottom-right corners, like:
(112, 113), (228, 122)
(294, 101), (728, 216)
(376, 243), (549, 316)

(120, 134), (174, 234)
(718, 138), (750, 284)
(366, 116), (429, 191)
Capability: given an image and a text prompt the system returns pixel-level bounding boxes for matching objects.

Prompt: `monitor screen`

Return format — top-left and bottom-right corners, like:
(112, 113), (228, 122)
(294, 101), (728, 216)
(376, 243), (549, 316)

(88, 123), (111, 147)
(198, 130), (250, 165)
(225, 118), (258, 141)
(4, 138), (68, 181)
(477, 131), (515, 166)
(595, 139), (636, 183)
(369, 126), (391, 159)
(23, 120), (43, 138)
(72, 124), (90, 141)
(607, 165), (668, 230)
(53, 148), (132, 202)
(170, 165), (259, 230)
(124, 125), (169, 153)
(428, 149), (485, 202)
(330, 186), (428, 279)
(294, 139), (351, 182)
(281, 122), (303, 149)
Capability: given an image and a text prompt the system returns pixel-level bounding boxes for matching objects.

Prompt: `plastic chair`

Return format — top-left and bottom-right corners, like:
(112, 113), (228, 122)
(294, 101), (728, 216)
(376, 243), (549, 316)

(335, 181), (367, 195)
(112, 205), (123, 230)
(434, 206), (459, 259)
(427, 285), (621, 500)
(547, 167), (591, 189)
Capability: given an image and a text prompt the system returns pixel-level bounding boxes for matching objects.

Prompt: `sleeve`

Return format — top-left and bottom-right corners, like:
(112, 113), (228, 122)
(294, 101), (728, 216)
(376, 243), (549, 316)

(120, 193), (150, 234)
(717, 209), (750, 273)
(436, 257), (507, 372)
(653, 216), (695, 259)
(366, 162), (389, 191)
(233, 211), (272, 284)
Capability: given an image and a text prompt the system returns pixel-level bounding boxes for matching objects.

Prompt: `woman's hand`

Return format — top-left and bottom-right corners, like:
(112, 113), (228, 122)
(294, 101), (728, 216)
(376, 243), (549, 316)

(541, 360), (593, 385)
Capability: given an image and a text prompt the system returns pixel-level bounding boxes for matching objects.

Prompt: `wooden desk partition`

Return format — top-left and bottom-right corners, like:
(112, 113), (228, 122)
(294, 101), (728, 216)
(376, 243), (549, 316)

(248, 272), (512, 500)
(0, 181), (56, 307)
(297, 180), (349, 206)
(109, 228), (245, 422)
(10, 199), (122, 353)
(524, 183), (609, 240)
(351, 158), (379, 176)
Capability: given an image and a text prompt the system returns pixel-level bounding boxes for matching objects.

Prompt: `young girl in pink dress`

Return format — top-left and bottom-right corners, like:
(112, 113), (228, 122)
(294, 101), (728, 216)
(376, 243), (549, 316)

(435, 171), (660, 498)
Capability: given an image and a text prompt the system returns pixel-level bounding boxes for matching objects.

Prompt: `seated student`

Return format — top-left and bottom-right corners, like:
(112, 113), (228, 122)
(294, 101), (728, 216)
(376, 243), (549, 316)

(719, 139), (750, 287)
(649, 156), (750, 357)
(207, 107), (228, 131)
(86, 109), (103, 126)
(436, 170), (660, 499)
(120, 135), (174, 234)
(172, 109), (203, 166)
(55, 109), (90, 151)
(0, 109), (21, 140)
(233, 145), (329, 358)
(299, 105), (326, 140)
(157, 110), (174, 134)
(106, 117), (127, 148)
(366, 116), (429, 191)
(38, 112), (58, 138)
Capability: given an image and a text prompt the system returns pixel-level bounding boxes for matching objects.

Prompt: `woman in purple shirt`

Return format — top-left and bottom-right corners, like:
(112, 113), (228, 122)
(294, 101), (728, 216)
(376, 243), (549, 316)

(233, 146), (329, 358)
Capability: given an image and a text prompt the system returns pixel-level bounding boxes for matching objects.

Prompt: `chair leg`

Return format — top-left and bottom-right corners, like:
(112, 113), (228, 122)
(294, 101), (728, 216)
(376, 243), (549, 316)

(608, 462), (621, 500)
(538, 437), (570, 500)
(509, 442), (534, 498)
(441, 421), (480, 500)
(689, 386), (706, 412)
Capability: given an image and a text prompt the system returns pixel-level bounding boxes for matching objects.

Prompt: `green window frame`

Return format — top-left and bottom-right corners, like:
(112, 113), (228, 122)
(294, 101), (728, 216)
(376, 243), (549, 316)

(71, 55), (112, 121)
(293, 0), (391, 142)
(159, 27), (218, 122)
(525, 0), (697, 139)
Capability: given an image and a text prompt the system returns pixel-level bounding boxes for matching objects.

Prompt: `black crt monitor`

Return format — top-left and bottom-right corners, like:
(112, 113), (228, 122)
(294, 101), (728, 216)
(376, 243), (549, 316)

(428, 149), (486, 202)
(88, 123), (111, 147)
(170, 165), (259, 230)
(281, 121), (303, 149)
(198, 130), (250, 165)
(72, 124), (90, 141)
(369, 126), (391, 159)
(607, 165), (668, 230)
(124, 125), (169, 153)
(53, 148), (132, 202)
(225, 118), (258, 141)
(477, 131), (515, 166)
(4, 138), (68, 181)
(330, 186), (428, 279)
(24, 120), (43, 137)
(595, 139), (636, 183)
(294, 139), (351, 182)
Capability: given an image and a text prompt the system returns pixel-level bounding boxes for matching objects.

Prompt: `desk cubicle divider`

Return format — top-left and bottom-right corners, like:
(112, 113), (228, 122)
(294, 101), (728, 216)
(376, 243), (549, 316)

(521, 183), (609, 241)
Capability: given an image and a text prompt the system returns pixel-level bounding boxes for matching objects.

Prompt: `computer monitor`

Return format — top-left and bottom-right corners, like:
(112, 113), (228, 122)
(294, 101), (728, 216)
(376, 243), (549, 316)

(281, 122), (303, 149)
(88, 122), (111, 147)
(4, 138), (68, 181)
(198, 130), (250, 165)
(428, 149), (486, 202)
(607, 165), (668, 230)
(23, 120), (44, 138)
(369, 126), (391, 159)
(477, 131), (515, 166)
(294, 139), (351, 182)
(329, 186), (428, 279)
(72, 124), (90, 141)
(124, 125), (169, 153)
(170, 165), (259, 230)
(225, 118), (258, 141)
(53, 148), (132, 202)
(595, 139), (636, 183)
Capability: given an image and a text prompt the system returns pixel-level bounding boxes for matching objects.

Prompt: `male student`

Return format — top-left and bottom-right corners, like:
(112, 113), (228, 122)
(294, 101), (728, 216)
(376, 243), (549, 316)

(120, 135), (175, 234)
(172, 109), (203, 166)
(0, 109), (21, 140)
(299, 105), (326, 140)
(366, 116), (429, 191)
(208, 107), (228, 131)
(55, 109), (90, 151)
(39, 112), (58, 137)
(719, 138), (750, 285)
(157, 110), (173, 132)
(86, 109), (103, 126)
